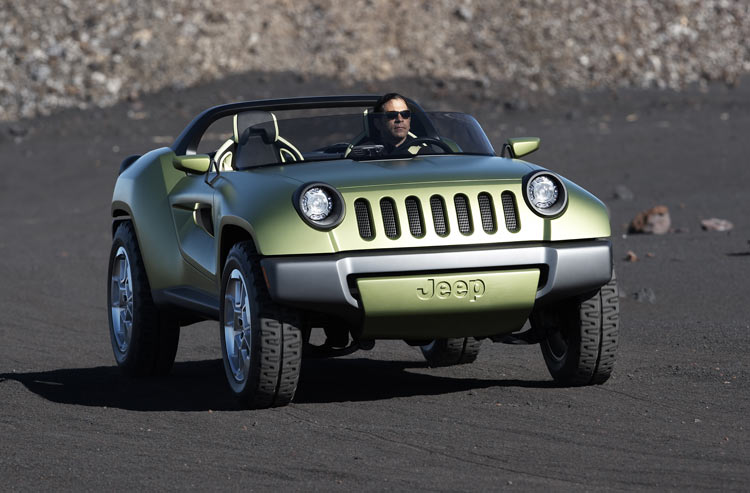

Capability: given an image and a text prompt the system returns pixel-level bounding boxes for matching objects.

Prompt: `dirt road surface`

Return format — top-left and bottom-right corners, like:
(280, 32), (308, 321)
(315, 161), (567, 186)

(1, 75), (748, 490)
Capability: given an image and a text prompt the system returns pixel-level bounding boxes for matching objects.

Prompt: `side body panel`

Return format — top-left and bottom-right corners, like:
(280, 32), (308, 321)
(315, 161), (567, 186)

(111, 148), (215, 294)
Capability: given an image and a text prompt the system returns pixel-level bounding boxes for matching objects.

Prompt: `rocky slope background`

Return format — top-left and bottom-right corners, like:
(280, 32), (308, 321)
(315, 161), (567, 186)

(2, 0), (749, 121)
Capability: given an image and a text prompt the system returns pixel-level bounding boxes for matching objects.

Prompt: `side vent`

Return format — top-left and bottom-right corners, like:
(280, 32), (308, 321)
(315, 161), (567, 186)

(454, 194), (473, 235)
(501, 191), (520, 233)
(404, 196), (425, 238)
(354, 199), (374, 239)
(430, 195), (449, 237)
(380, 197), (399, 239)
(477, 192), (496, 233)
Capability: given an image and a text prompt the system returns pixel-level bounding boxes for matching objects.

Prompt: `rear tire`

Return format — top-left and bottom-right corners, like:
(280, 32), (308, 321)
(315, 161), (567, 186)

(535, 273), (619, 386)
(420, 338), (482, 367)
(220, 241), (302, 408)
(108, 222), (180, 376)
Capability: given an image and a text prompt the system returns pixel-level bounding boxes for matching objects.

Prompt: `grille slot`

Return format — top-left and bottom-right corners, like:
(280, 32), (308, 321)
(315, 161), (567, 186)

(454, 194), (473, 234)
(477, 192), (496, 233)
(354, 199), (373, 239)
(501, 191), (520, 232)
(405, 196), (424, 238)
(430, 195), (449, 236)
(380, 197), (399, 239)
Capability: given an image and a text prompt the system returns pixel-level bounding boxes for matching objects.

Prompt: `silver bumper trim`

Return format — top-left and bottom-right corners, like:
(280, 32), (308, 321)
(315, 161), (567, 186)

(261, 240), (612, 316)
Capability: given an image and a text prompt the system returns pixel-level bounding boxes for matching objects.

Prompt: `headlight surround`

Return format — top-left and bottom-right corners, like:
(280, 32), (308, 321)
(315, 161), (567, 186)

(523, 171), (568, 217)
(293, 182), (345, 230)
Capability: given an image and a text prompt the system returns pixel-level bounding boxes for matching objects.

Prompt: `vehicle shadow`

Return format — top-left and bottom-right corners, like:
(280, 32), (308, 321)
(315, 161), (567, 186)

(0, 359), (239, 412)
(295, 358), (555, 404)
(0, 358), (554, 411)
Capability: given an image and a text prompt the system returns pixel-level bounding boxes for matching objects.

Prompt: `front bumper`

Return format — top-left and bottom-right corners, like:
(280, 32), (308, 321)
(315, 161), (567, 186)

(261, 239), (612, 335)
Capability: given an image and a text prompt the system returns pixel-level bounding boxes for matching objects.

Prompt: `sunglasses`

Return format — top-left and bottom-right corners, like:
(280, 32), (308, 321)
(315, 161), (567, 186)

(382, 110), (411, 120)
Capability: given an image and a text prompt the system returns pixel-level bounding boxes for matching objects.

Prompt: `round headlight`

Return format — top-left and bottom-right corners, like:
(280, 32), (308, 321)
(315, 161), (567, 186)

(301, 187), (332, 221)
(523, 171), (567, 217)
(294, 182), (346, 230)
(528, 175), (558, 209)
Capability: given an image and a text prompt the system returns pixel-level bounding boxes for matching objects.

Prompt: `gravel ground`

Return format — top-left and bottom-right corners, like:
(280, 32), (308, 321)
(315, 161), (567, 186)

(2, 0), (749, 120)
(0, 72), (748, 490)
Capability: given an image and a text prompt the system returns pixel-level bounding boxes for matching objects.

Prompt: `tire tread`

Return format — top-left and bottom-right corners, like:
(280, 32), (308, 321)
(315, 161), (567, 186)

(222, 241), (301, 409)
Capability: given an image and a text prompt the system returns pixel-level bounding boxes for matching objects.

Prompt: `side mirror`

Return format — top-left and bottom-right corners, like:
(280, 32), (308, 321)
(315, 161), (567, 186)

(173, 154), (211, 174)
(503, 137), (540, 159)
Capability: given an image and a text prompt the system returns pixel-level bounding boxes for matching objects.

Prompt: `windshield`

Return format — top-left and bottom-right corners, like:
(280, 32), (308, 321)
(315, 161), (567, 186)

(229, 107), (495, 170)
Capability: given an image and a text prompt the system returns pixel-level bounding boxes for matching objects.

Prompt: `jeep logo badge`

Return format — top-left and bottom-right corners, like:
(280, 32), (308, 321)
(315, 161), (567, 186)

(416, 278), (486, 302)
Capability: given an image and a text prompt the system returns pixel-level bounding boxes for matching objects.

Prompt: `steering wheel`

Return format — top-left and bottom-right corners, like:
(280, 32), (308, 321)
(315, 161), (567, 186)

(402, 137), (454, 154)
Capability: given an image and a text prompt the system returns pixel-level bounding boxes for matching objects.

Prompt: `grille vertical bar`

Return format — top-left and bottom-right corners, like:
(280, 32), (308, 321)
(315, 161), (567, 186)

(404, 196), (424, 238)
(454, 194), (473, 234)
(380, 197), (399, 238)
(354, 199), (373, 239)
(477, 192), (496, 233)
(501, 191), (520, 232)
(430, 195), (449, 236)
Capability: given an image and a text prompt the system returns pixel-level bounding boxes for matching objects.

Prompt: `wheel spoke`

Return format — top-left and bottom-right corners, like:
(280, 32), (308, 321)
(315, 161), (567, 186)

(232, 333), (244, 378)
(223, 269), (253, 383)
(110, 247), (133, 353)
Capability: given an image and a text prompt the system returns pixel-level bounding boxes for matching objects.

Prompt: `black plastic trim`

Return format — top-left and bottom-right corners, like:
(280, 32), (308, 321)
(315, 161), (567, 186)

(153, 286), (220, 320)
(118, 154), (141, 175)
(171, 95), (435, 156)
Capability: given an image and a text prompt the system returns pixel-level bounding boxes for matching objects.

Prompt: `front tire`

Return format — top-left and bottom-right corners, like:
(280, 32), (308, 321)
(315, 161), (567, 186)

(535, 273), (619, 386)
(108, 222), (179, 376)
(420, 338), (482, 367)
(220, 242), (302, 408)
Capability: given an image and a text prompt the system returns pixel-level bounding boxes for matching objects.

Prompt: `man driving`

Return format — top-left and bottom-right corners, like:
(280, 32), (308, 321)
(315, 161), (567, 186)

(372, 92), (412, 150)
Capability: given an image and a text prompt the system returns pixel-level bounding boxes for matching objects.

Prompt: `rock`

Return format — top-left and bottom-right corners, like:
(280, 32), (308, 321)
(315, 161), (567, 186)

(632, 288), (656, 303)
(629, 205), (671, 235)
(614, 184), (634, 201)
(624, 250), (638, 262)
(454, 6), (473, 21)
(2, 2), (750, 121)
(701, 218), (734, 232)
(8, 125), (28, 137)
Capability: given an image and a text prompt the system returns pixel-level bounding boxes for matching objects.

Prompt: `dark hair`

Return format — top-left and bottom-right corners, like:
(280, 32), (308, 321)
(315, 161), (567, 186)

(373, 92), (407, 113)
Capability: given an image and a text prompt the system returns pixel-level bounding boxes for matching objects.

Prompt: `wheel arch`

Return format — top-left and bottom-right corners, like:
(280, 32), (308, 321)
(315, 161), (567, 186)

(112, 204), (133, 237)
(219, 223), (259, 273)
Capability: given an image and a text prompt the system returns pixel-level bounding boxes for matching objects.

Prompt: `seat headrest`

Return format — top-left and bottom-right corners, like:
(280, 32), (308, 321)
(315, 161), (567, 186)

(233, 111), (279, 144)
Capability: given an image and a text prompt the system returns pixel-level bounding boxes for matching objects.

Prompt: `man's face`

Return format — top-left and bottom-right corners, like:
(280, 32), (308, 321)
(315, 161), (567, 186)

(377, 98), (411, 146)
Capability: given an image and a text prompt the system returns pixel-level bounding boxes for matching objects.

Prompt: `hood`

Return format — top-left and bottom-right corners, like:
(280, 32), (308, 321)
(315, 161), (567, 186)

(251, 155), (534, 189)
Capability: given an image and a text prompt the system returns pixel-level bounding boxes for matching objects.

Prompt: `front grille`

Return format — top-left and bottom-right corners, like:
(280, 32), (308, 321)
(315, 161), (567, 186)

(354, 199), (373, 239)
(430, 195), (449, 236)
(477, 192), (496, 233)
(405, 196), (424, 238)
(501, 191), (520, 232)
(380, 198), (399, 238)
(454, 194), (473, 234)
(354, 190), (520, 240)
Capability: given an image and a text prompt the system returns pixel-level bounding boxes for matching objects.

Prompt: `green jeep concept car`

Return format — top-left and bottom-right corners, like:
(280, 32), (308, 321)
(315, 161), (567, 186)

(108, 95), (619, 408)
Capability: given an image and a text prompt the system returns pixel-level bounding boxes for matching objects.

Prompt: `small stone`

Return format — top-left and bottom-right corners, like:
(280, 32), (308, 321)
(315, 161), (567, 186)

(613, 184), (634, 201)
(701, 218), (733, 232)
(629, 205), (671, 234)
(8, 125), (28, 137)
(632, 288), (656, 303)
(454, 6), (473, 21)
(624, 250), (638, 262)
